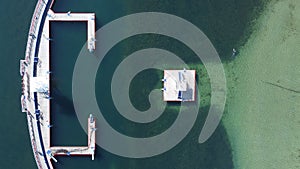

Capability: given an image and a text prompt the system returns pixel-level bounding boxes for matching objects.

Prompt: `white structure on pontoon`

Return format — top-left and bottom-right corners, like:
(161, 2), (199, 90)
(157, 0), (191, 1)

(162, 69), (196, 102)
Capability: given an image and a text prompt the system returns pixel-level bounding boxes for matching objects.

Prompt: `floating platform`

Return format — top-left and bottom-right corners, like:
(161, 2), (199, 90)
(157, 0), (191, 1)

(163, 69), (196, 101)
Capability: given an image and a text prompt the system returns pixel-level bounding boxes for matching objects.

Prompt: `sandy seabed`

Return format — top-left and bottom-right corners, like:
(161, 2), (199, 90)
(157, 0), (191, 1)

(223, 0), (300, 168)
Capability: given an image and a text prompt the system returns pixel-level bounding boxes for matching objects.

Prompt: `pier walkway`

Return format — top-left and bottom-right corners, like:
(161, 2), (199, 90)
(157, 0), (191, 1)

(47, 10), (96, 52)
(20, 0), (97, 168)
(50, 116), (96, 160)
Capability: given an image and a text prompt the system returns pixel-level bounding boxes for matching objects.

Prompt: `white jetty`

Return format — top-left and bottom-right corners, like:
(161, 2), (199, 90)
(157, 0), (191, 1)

(50, 115), (96, 160)
(20, 0), (97, 169)
(47, 10), (96, 52)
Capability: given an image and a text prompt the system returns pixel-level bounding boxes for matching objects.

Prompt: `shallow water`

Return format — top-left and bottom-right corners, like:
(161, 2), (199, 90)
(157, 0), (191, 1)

(223, 0), (300, 168)
(0, 0), (267, 168)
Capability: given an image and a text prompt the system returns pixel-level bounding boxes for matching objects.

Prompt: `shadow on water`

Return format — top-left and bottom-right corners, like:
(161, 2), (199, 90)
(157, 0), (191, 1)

(51, 85), (75, 116)
(92, 44), (233, 168)
(49, 21), (89, 147)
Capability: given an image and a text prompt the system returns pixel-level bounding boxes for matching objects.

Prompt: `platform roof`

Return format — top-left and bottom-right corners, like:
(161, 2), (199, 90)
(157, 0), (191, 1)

(163, 70), (196, 101)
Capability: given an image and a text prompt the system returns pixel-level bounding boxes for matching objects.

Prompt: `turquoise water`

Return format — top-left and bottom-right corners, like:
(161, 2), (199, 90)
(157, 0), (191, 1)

(0, 0), (267, 168)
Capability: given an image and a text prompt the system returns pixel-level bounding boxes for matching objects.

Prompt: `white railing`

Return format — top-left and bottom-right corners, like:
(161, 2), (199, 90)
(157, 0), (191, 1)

(25, 0), (48, 65)
(23, 1), (52, 169)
